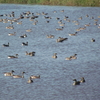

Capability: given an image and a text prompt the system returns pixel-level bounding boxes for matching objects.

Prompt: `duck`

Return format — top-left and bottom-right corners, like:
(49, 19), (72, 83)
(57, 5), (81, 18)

(30, 75), (40, 79)
(8, 32), (16, 36)
(17, 21), (22, 24)
(2, 42), (9, 47)
(91, 38), (95, 42)
(22, 42), (28, 46)
(27, 77), (33, 83)
(56, 37), (68, 42)
(69, 32), (77, 36)
(26, 29), (32, 32)
(56, 27), (64, 30)
(6, 25), (14, 29)
(59, 23), (65, 26)
(19, 34), (27, 38)
(73, 79), (80, 85)
(8, 54), (18, 58)
(65, 56), (72, 60)
(70, 54), (77, 60)
(4, 70), (14, 76)
(84, 23), (90, 26)
(12, 72), (25, 78)
(25, 51), (35, 56)
(52, 53), (57, 59)
(46, 35), (54, 38)
(80, 77), (85, 83)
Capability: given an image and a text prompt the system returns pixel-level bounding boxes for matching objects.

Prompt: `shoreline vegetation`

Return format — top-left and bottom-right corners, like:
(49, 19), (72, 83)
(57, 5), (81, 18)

(0, 0), (100, 7)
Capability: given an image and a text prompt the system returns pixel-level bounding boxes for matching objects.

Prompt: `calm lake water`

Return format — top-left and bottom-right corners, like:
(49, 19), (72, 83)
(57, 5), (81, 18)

(0, 4), (100, 100)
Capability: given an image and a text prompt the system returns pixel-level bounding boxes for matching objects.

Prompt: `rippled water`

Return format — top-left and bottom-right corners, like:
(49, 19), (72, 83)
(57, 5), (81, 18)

(0, 4), (100, 100)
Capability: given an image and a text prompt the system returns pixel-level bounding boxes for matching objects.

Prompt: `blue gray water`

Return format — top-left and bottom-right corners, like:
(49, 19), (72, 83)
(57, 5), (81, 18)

(0, 4), (100, 100)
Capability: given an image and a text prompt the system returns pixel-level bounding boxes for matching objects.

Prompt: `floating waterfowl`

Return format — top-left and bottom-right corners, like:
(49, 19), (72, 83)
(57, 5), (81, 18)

(73, 79), (80, 85)
(12, 72), (25, 78)
(3, 42), (9, 47)
(52, 53), (57, 59)
(30, 75), (40, 79)
(8, 32), (16, 36)
(8, 54), (18, 58)
(22, 42), (28, 46)
(26, 29), (32, 32)
(91, 38), (95, 42)
(27, 77), (33, 83)
(65, 57), (72, 60)
(19, 34), (27, 38)
(56, 26), (64, 30)
(25, 51), (35, 56)
(80, 77), (85, 83)
(4, 70), (14, 76)
(46, 35), (54, 38)
(70, 54), (77, 60)
(56, 37), (68, 42)
(69, 32), (77, 36)
(6, 25), (14, 29)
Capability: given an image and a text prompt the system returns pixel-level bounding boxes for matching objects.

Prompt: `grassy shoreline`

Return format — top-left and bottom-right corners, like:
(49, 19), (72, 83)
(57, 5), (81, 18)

(0, 0), (100, 7)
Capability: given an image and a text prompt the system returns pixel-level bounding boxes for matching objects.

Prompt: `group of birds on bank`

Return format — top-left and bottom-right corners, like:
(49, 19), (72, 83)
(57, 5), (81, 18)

(4, 70), (40, 83)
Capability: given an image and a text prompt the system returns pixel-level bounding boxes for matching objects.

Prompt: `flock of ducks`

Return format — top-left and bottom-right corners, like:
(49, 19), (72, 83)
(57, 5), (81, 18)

(4, 70), (84, 85)
(1, 7), (100, 86)
(4, 70), (40, 83)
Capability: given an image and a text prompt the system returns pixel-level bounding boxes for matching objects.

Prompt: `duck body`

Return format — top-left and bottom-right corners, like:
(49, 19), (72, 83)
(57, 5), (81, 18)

(3, 42), (9, 47)
(8, 54), (18, 58)
(4, 70), (14, 76)
(80, 77), (85, 83)
(22, 42), (28, 46)
(52, 53), (57, 59)
(19, 34), (27, 38)
(25, 51), (35, 56)
(12, 72), (25, 78)
(91, 38), (95, 42)
(73, 79), (80, 85)
(56, 37), (68, 42)
(8, 32), (16, 36)
(27, 77), (33, 83)
(46, 35), (54, 38)
(30, 75), (40, 79)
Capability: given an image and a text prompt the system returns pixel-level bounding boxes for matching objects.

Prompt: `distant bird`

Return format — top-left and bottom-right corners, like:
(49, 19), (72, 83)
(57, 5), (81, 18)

(52, 53), (57, 59)
(19, 34), (27, 38)
(8, 32), (16, 36)
(27, 77), (33, 83)
(26, 29), (32, 32)
(56, 27), (64, 31)
(25, 51), (35, 56)
(17, 21), (22, 24)
(80, 77), (85, 83)
(46, 35), (54, 38)
(91, 38), (95, 42)
(8, 54), (18, 58)
(56, 37), (68, 42)
(4, 70), (14, 76)
(30, 75), (40, 79)
(69, 32), (77, 36)
(22, 42), (28, 46)
(65, 57), (72, 60)
(12, 72), (25, 78)
(2, 42), (9, 47)
(73, 79), (80, 85)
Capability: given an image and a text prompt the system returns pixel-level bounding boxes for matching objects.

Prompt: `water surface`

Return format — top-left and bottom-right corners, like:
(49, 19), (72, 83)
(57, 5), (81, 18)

(0, 4), (100, 100)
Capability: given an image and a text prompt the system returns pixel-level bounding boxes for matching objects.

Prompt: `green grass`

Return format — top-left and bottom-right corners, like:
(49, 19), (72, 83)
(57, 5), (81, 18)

(0, 0), (100, 6)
